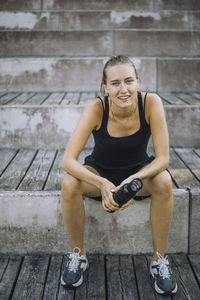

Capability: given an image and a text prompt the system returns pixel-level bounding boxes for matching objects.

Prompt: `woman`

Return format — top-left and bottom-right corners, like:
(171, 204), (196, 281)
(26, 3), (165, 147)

(60, 55), (177, 295)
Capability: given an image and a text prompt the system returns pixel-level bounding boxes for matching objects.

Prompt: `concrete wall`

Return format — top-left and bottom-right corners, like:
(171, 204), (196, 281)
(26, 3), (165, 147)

(1, 0), (199, 11)
(0, 57), (157, 92)
(0, 0), (199, 92)
(0, 104), (199, 148)
(0, 189), (190, 254)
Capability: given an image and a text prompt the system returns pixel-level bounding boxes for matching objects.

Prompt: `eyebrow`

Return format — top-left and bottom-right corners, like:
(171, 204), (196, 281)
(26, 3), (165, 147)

(110, 76), (134, 82)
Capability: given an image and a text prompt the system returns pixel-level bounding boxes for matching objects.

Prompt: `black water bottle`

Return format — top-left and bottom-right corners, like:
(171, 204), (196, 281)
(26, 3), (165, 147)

(108, 178), (143, 213)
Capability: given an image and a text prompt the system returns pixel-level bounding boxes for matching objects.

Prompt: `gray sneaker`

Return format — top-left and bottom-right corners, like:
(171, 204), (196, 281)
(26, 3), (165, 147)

(150, 252), (178, 295)
(61, 247), (88, 288)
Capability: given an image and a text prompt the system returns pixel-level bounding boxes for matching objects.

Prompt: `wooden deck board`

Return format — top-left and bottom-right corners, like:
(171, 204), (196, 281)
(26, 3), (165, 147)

(158, 92), (187, 105)
(175, 93), (200, 105)
(188, 255), (200, 287)
(11, 256), (49, 300)
(0, 254), (200, 299)
(0, 148), (18, 176)
(42, 92), (65, 105)
(44, 150), (65, 191)
(18, 149), (57, 191)
(0, 92), (21, 105)
(175, 148), (200, 182)
(0, 256), (23, 300)
(0, 147), (199, 191)
(42, 255), (63, 300)
(61, 92), (80, 105)
(0, 149), (36, 190)
(0, 92), (199, 106)
(171, 254), (200, 300)
(24, 92), (50, 105)
(106, 255), (139, 300)
(8, 92), (35, 105)
(168, 149), (200, 188)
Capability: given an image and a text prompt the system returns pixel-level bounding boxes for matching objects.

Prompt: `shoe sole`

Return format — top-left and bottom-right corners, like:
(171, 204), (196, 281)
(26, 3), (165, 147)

(61, 260), (89, 288)
(150, 266), (178, 295)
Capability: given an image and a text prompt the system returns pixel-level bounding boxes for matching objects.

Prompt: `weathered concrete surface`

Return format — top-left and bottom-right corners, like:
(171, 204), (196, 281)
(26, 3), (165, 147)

(154, 0), (200, 10)
(0, 105), (93, 148)
(0, 105), (199, 148)
(0, 57), (156, 92)
(189, 188), (200, 254)
(0, 11), (199, 31)
(0, 0), (198, 11)
(0, 31), (113, 57)
(158, 59), (200, 92)
(115, 31), (200, 57)
(164, 105), (200, 148)
(1, 30), (199, 58)
(0, 0), (41, 10)
(0, 189), (189, 254)
(43, 0), (154, 10)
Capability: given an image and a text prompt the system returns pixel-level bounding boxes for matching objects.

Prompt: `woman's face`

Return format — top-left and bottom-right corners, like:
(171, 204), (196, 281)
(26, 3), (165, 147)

(104, 63), (139, 108)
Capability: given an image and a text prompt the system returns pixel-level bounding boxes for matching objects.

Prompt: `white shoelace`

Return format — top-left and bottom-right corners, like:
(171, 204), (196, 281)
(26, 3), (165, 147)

(156, 252), (171, 279)
(68, 247), (81, 273)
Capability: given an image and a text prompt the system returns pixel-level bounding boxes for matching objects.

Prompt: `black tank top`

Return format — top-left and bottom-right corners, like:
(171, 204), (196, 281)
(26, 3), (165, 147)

(89, 91), (151, 170)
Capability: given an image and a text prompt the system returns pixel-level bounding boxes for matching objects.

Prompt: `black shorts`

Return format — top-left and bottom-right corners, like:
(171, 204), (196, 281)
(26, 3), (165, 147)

(84, 155), (155, 201)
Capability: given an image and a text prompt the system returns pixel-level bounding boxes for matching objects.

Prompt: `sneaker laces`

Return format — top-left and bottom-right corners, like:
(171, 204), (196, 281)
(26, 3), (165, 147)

(68, 247), (81, 273)
(156, 252), (171, 279)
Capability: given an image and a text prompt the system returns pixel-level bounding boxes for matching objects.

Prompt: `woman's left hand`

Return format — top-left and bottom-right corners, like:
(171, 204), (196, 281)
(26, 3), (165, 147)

(111, 178), (133, 211)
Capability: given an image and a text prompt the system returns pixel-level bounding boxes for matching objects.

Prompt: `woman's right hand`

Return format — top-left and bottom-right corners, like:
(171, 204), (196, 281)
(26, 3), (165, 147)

(100, 178), (119, 212)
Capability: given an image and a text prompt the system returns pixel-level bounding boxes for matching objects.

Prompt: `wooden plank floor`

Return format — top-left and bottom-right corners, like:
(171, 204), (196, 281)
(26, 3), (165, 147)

(0, 92), (200, 106)
(0, 147), (199, 191)
(0, 254), (200, 300)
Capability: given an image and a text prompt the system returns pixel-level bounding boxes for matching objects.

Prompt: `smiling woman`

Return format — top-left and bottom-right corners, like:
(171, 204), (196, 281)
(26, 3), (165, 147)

(60, 55), (178, 295)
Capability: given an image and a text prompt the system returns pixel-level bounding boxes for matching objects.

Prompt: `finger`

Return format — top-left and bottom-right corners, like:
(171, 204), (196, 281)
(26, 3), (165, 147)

(120, 200), (132, 210)
(104, 192), (119, 209)
(102, 198), (119, 212)
(102, 201), (115, 212)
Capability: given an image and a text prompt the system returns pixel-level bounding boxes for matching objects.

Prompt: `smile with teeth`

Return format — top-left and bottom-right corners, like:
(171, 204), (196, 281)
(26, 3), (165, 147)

(118, 95), (130, 101)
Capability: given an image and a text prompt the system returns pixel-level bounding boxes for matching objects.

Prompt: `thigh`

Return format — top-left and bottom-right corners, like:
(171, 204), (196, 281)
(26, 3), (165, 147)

(81, 165), (102, 198)
(135, 170), (172, 197)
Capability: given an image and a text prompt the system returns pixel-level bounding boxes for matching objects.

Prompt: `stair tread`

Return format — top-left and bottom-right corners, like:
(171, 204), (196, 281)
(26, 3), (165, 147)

(0, 147), (199, 192)
(0, 91), (200, 106)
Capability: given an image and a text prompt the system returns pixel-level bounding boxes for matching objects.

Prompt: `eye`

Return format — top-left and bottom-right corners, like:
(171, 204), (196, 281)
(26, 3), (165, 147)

(111, 82), (119, 86)
(126, 79), (134, 84)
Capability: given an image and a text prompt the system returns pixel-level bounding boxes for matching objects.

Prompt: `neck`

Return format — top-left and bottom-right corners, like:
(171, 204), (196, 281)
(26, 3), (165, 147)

(110, 98), (137, 119)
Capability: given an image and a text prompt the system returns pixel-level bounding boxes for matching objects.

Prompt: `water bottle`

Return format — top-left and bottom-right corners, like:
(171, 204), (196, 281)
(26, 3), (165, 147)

(108, 178), (143, 213)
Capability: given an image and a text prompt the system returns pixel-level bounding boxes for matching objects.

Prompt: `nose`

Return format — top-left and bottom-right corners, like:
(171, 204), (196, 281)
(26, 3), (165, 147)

(120, 82), (127, 93)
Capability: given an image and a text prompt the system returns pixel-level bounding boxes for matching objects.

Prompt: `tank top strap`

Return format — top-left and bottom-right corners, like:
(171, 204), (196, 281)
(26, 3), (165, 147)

(96, 95), (109, 133)
(137, 91), (146, 127)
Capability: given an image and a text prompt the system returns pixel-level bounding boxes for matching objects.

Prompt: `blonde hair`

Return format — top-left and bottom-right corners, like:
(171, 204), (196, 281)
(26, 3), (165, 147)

(100, 55), (139, 98)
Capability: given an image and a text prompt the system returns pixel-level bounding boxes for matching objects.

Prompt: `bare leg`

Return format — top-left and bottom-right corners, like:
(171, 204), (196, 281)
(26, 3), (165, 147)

(61, 167), (101, 256)
(137, 171), (174, 260)
(150, 171), (173, 260)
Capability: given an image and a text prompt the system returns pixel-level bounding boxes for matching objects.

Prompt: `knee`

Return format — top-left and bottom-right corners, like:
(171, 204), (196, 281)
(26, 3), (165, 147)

(61, 173), (82, 200)
(151, 171), (173, 198)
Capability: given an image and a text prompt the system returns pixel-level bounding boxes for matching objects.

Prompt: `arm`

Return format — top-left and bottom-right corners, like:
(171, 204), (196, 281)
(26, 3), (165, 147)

(62, 99), (105, 189)
(120, 93), (169, 185)
(62, 99), (119, 211)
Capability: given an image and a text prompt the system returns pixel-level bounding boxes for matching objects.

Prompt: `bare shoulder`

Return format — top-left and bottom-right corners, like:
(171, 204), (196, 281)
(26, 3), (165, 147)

(83, 98), (104, 129)
(144, 92), (163, 114)
(145, 92), (162, 106)
(85, 97), (103, 111)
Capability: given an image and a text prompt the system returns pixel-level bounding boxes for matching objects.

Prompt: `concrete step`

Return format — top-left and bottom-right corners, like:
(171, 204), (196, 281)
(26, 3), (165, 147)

(0, 57), (200, 92)
(0, 92), (199, 148)
(1, 0), (199, 11)
(0, 147), (199, 254)
(0, 10), (199, 31)
(0, 30), (199, 58)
